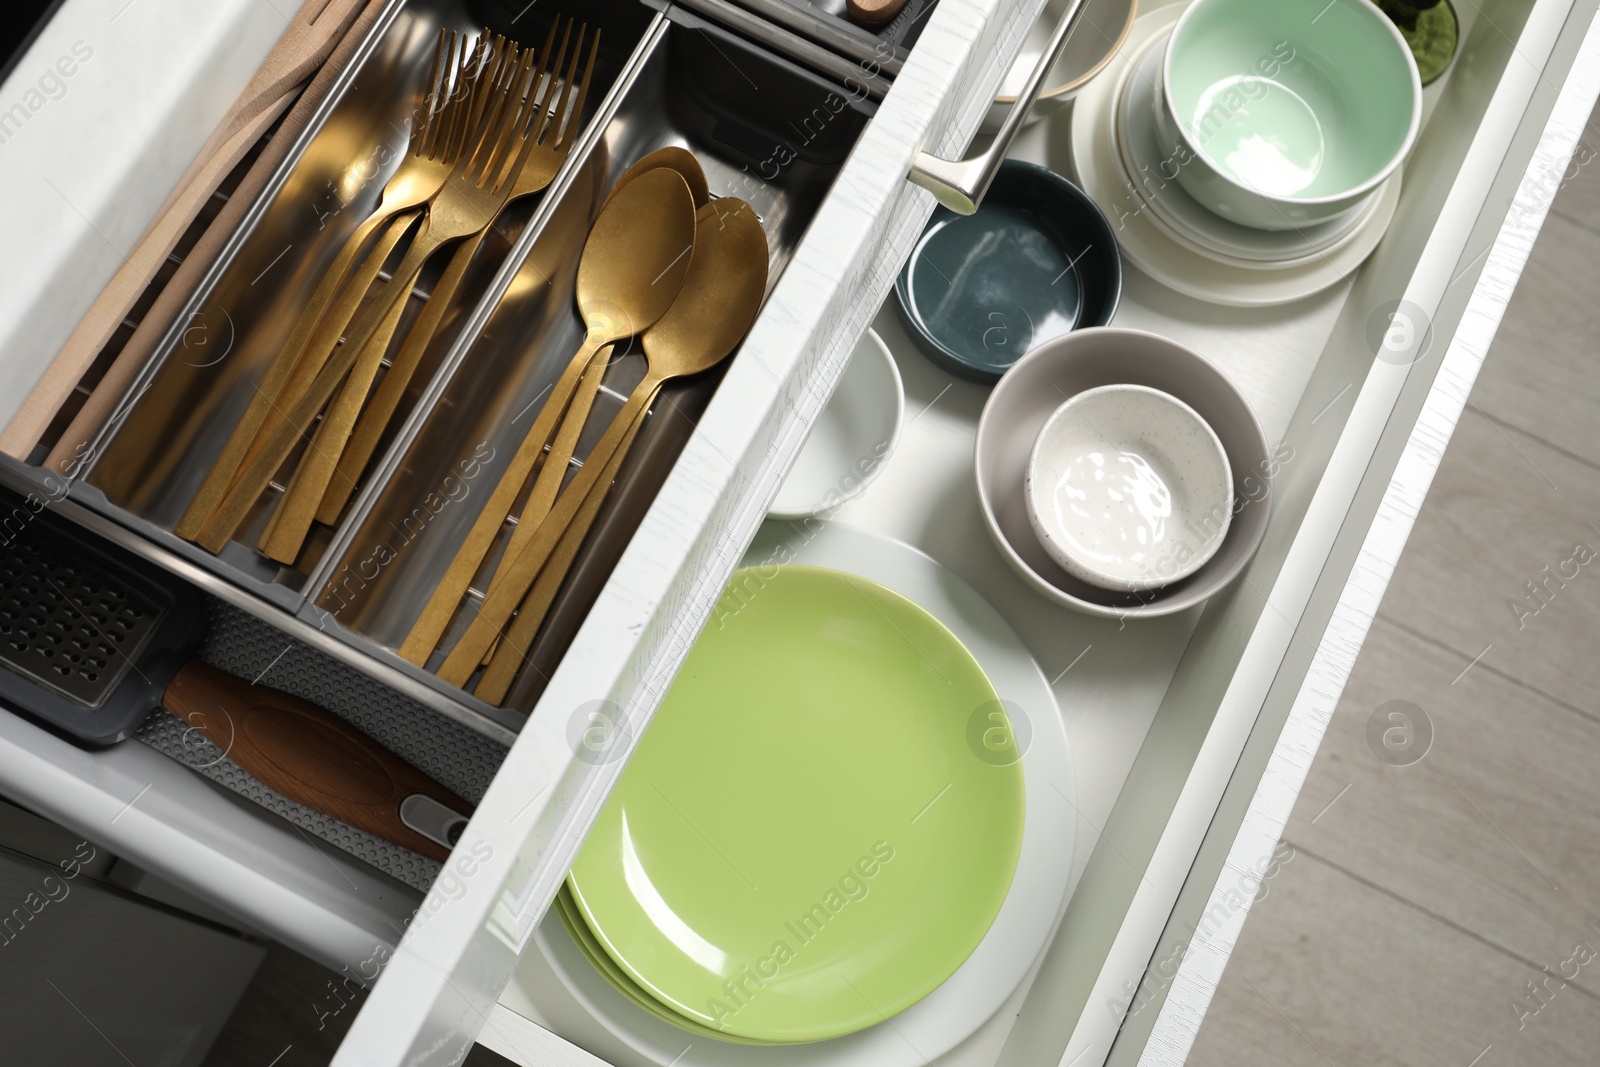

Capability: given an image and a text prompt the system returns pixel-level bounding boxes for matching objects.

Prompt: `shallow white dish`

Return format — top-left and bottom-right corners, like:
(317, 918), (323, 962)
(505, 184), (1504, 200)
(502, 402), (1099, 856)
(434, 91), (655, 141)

(1114, 25), (1386, 268)
(532, 520), (1076, 1067)
(769, 329), (903, 519)
(1025, 384), (1232, 591)
(1068, 2), (1403, 307)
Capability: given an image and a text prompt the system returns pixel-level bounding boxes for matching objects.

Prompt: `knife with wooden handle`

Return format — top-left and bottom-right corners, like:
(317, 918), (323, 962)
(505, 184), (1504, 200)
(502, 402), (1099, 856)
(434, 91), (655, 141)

(164, 660), (474, 863)
(1, 0), (370, 461)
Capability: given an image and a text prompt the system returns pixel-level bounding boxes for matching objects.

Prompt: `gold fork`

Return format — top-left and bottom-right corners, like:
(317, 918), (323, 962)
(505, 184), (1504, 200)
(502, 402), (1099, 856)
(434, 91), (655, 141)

(189, 30), (525, 554)
(197, 26), (564, 557)
(177, 28), (493, 544)
(307, 19), (601, 528)
(258, 20), (600, 562)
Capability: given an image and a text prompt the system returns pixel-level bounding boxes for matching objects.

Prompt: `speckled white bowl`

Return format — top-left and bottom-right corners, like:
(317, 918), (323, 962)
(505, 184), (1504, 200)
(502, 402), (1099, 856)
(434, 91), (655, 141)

(1024, 384), (1233, 591)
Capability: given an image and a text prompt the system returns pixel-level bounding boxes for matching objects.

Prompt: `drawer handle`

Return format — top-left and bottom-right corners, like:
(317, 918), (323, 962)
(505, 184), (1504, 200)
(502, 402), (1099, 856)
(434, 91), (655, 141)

(908, 0), (1089, 214)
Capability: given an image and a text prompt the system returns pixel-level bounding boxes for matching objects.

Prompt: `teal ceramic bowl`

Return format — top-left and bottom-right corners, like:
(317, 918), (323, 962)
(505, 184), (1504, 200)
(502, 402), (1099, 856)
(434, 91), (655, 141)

(896, 161), (1121, 384)
(1156, 0), (1421, 231)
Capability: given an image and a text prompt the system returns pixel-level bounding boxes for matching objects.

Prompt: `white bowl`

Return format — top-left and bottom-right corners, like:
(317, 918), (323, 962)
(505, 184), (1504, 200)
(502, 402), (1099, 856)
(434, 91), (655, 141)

(1024, 384), (1233, 591)
(769, 329), (904, 518)
(981, 0), (1140, 133)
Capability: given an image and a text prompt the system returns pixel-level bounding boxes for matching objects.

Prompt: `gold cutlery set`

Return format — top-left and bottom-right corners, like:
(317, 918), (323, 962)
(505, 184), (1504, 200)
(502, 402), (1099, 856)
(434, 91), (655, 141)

(408, 151), (768, 704)
(176, 21), (599, 558)
(173, 25), (770, 704)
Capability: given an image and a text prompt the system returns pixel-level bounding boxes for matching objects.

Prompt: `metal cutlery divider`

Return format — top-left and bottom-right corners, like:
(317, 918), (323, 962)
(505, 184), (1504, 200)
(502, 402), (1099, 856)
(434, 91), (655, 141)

(7, 0), (878, 734)
(11, 0), (656, 740)
(73, 0), (650, 594)
(309, 6), (874, 708)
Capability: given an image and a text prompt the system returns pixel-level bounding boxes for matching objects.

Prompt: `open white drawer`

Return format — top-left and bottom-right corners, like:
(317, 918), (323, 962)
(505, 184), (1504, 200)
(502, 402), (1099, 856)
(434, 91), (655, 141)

(0, 0), (1596, 1065)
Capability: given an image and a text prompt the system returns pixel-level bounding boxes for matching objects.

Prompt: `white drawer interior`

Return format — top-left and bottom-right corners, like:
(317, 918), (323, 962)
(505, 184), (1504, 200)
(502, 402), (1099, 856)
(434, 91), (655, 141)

(438, 0), (1599, 1066)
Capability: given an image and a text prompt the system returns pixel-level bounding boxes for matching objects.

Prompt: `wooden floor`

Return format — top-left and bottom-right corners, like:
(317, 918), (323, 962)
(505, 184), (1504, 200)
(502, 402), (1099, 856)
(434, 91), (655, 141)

(1188, 108), (1600, 1067)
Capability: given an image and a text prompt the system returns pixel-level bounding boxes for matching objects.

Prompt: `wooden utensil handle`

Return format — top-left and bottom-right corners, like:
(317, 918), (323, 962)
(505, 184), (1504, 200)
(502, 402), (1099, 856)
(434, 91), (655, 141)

(846, 0), (911, 26)
(0, 105), (289, 459)
(0, 0), (369, 459)
(163, 661), (472, 862)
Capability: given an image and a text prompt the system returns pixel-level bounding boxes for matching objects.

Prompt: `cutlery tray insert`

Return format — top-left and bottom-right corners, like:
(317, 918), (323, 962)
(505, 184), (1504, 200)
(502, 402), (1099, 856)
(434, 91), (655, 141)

(312, 9), (873, 708)
(47, 0), (876, 723)
(75, 0), (654, 599)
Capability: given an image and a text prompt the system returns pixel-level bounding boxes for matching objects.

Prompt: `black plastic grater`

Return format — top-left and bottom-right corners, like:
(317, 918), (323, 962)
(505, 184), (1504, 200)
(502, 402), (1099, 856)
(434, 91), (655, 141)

(0, 496), (205, 746)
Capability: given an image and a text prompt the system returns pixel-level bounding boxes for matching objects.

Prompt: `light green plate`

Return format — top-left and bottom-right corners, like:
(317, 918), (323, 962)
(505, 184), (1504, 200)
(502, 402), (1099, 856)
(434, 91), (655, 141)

(554, 887), (770, 1045)
(566, 565), (1025, 1044)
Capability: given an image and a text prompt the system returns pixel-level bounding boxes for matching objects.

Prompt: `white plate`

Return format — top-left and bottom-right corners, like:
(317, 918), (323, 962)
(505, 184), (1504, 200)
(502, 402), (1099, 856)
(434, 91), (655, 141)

(1113, 21), (1385, 267)
(769, 330), (903, 519)
(1069, 3), (1403, 307)
(532, 521), (1077, 1067)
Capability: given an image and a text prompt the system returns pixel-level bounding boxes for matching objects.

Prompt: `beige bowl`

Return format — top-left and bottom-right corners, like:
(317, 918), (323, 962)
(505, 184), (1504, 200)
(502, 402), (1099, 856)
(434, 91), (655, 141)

(975, 328), (1273, 618)
(983, 0), (1139, 134)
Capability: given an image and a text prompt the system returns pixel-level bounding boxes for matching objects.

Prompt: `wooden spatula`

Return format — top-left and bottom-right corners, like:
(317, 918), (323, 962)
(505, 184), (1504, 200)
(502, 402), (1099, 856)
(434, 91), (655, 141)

(0, 0), (369, 460)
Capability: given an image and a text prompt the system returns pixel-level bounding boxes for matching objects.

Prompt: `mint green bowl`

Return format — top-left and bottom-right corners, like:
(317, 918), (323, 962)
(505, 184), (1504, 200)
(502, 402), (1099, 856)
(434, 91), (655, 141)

(1156, 0), (1421, 231)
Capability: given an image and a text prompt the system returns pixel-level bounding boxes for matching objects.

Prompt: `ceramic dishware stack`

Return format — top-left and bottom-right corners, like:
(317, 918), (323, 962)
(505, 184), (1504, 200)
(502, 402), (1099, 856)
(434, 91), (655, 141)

(534, 520), (1078, 1067)
(976, 327), (1273, 617)
(1157, 0), (1419, 229)
(1069, 0), (1422, 306)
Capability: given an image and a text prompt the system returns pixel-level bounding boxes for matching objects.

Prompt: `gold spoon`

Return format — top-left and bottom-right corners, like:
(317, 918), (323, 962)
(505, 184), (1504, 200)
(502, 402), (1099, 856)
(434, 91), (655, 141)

(477, 148), (711, 610)
(321, 146), (711, 531)
(438, 197), (768, 689)
(397, 166), (699, 665)
(470, 149), (710, 668)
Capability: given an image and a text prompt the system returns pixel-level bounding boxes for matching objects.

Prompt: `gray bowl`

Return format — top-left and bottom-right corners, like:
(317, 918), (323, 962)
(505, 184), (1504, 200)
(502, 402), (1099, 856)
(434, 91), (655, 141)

(975, 328), (1272, 617)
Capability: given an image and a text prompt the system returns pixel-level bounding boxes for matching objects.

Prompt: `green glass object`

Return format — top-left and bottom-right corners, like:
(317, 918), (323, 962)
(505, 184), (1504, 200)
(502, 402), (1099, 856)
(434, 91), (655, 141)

(1380, 0), (1458, 85)
(566, 565), (1025, 1044)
